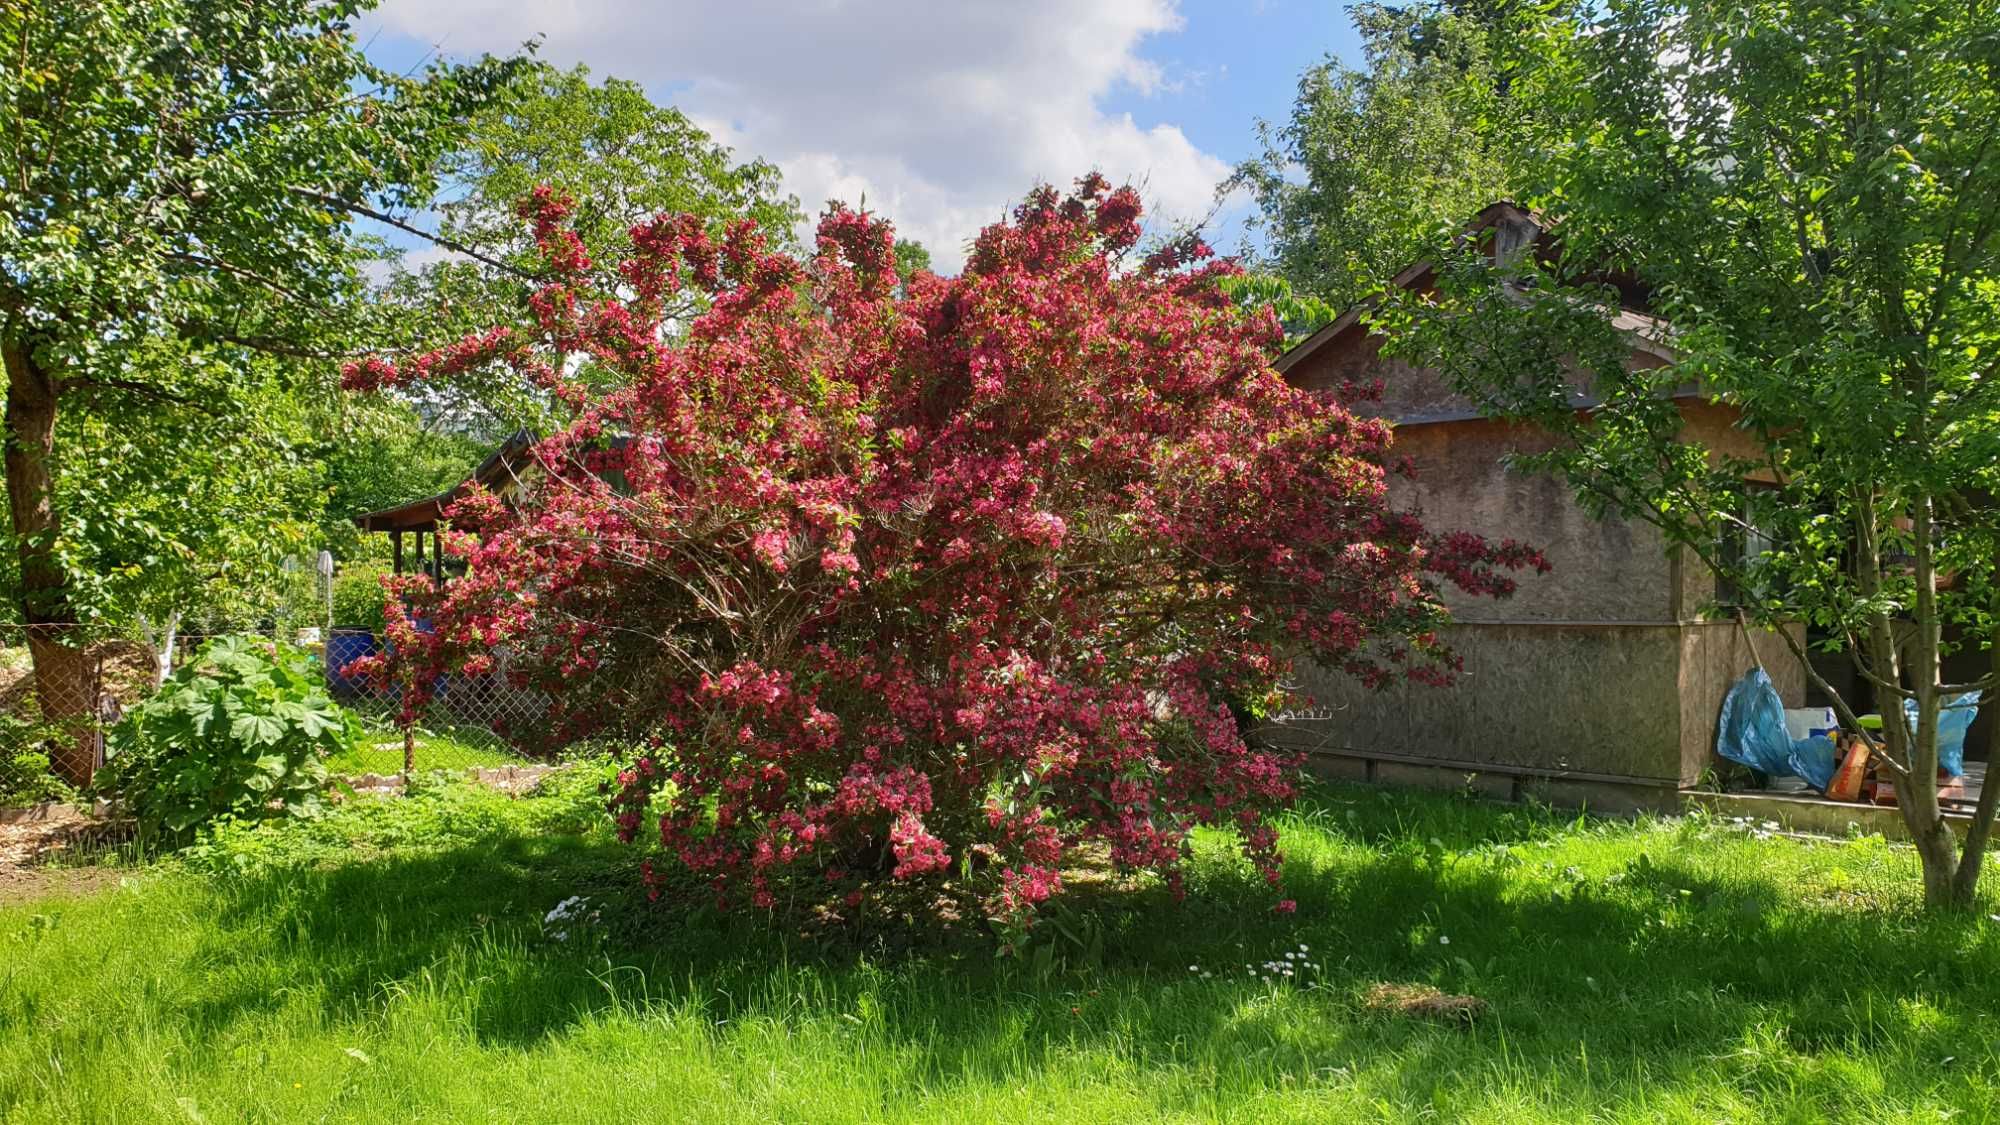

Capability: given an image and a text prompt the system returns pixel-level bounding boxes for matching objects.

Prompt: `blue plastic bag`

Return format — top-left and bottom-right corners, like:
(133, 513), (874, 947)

(1784, 734), (1840, 792)
(1717, 668), (1839, 791)
(1900, 690), (1983, 778)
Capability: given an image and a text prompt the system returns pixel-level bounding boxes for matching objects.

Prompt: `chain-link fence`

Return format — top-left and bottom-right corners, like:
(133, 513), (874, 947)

(319, 627), (550, 778)
(0, 623), (549, 802)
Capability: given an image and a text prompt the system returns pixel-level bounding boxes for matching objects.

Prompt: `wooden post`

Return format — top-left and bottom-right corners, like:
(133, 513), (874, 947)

(391, 529), (403, 575)
(403, 726), (415, 793)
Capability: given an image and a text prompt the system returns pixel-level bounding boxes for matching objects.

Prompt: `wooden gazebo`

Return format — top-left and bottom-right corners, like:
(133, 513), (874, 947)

(351, 429), (537, 581)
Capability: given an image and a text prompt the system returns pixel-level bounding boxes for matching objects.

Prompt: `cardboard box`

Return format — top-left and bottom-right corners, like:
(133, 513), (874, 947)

(1826, 736), (1873, 802)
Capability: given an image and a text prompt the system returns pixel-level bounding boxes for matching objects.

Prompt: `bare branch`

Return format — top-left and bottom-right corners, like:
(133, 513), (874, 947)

(290, 187), (545, 282)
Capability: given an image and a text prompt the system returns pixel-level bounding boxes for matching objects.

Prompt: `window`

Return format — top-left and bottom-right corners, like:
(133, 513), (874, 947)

(1715, 484), (1779, 607)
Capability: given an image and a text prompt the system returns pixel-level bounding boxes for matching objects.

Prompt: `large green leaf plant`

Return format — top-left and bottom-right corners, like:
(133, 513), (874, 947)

(104, 636), (360, 842)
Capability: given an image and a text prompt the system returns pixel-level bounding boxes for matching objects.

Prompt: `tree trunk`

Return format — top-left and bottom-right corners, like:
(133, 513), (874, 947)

(2, 334), (92, 787)
(1902, 791), (1963, 906)
(1888, 495), (1969, 908)
(1948, 631), (2000, 904)
(1878, 651), (1963, 906)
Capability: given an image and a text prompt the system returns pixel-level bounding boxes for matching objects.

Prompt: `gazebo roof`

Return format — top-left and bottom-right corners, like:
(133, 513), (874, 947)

(351, 429), (538, 533)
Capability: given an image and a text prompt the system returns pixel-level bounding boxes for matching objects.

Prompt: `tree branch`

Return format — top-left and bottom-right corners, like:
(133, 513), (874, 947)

(1951, 630), (2000, 900)
(290, 187), (545, 282)
(163, 252), (309, 303)
(58, 375), (200, 407)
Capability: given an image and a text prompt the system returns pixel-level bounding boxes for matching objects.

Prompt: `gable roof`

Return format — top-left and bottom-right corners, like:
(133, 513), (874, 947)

(1272, 201), (1673, 378)
(1274, 201), (1542, 377)
(351, 428), (538, 532)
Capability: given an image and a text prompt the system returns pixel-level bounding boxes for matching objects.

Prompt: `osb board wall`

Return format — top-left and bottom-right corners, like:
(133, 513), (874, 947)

(1279, 623), (1689, 784)
(1276, 621), (1808, 787)
(1677, 622), (1806, 783)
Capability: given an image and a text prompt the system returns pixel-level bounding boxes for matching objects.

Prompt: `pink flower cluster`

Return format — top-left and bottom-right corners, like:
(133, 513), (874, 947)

(347, 173), (1544, 937)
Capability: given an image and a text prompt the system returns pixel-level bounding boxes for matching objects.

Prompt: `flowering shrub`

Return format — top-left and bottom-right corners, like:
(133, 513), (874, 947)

(347, 174), (1544, 939)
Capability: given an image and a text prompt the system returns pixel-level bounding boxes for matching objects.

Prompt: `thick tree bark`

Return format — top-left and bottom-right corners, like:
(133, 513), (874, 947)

(2, 334), (93, 787)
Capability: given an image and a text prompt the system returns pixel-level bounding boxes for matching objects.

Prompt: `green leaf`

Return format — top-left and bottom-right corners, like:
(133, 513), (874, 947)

(229, 713), (286, 748)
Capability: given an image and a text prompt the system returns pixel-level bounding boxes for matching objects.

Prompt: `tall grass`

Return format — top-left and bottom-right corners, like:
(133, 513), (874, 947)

(2, 779), (1995, 1122)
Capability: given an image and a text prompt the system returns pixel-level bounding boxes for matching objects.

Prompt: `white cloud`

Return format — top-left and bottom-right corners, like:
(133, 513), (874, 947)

(361, 242), (465, 287)
(366, 0), (1230, 272)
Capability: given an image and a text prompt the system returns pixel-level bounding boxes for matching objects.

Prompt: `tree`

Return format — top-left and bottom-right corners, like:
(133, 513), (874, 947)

(54, 356), (329, 679)
(0, 0), (516, 783)
(1218, 273), (1340, 350)
(347, 176), (1545, 939)
(892, 238), (933, 288)
(315, 394), (490, 561)
(1382, 0), (2000, 907)
(371, 62), (802, 438)
(1232, 3), (1520, 310)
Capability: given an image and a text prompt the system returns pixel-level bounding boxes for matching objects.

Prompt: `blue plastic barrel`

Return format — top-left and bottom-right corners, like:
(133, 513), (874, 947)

(325, 629), (380, 694)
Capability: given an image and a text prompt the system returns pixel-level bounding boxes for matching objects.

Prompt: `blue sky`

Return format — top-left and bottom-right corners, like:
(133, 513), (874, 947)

(1100, 3), (1358, 171)
(362, 1), (1366, 272)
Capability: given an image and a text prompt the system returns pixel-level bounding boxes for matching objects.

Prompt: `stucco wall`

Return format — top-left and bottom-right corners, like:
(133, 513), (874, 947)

(1385, 421), (1674, 622)
(1285, 326), (1687, 622)
(1285, 325), (1477, 422)
(1273, 331), (1807, 787)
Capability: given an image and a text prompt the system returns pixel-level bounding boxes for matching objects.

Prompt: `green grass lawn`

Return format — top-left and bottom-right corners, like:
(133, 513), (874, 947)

(3, 776), (1997, 1123)
(324, 722), (526, 776)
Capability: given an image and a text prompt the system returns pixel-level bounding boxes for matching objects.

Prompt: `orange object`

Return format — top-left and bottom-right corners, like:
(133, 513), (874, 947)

(1826, 735), (1873, 802)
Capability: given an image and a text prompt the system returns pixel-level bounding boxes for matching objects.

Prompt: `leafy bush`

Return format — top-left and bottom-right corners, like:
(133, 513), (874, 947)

(0, 709), (78, 808)
(331, 562), (391, 633)
(103, 635), (362, 841)
(349, 178), (1543, 938)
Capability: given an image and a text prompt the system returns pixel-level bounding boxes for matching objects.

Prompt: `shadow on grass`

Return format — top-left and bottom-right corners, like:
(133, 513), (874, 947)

(176, 785), (2000, 1112)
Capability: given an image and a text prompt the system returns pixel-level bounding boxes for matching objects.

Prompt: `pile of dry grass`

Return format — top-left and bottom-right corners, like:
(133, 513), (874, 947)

(1362, 982), (1488, 1025)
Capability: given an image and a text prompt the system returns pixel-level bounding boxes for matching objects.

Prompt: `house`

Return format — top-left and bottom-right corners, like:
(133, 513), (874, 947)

(1267, 203), (1803, 811)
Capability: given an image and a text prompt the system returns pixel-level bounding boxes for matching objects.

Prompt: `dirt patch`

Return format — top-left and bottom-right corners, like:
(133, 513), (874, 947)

(0, 804), (131, 906)
(340, 764), (563, 795)
(0, 637), (158, 715)
(0, 861), (124, 905)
